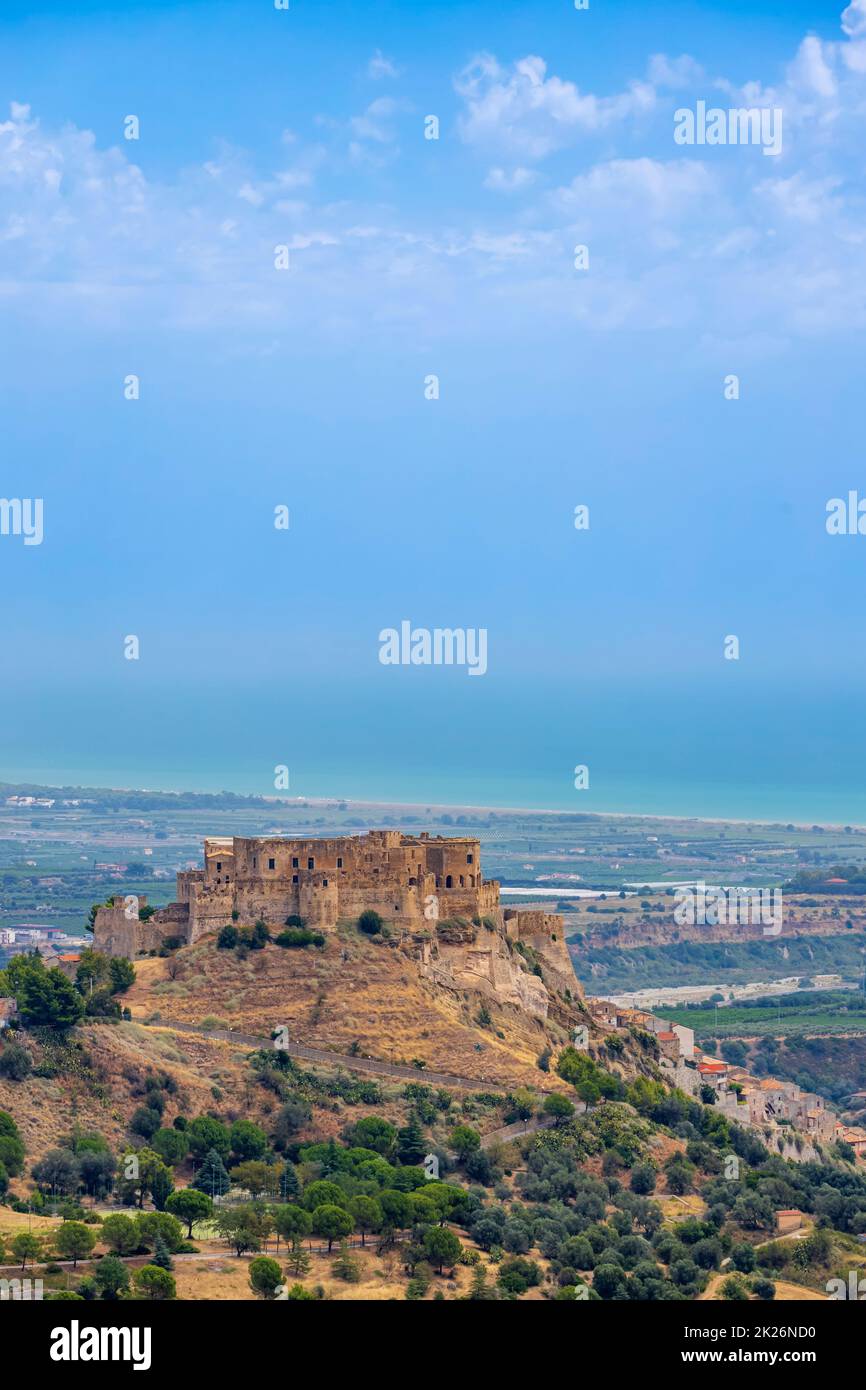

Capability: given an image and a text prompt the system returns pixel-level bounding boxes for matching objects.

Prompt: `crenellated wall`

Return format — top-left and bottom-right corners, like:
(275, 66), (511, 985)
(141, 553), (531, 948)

(92, 831), (580, 1029)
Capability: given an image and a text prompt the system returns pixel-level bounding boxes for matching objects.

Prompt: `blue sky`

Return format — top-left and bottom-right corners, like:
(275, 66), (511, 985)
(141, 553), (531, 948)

(0, 0), (864, 816)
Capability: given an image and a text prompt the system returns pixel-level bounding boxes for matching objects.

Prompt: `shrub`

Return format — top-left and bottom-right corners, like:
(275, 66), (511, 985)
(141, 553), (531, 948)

(720, 1274), (751, 1301)
(0, 1043), (32, 1081)
(752, 1277), (776, 1301)
(357, 910), (384, 936)
(275, 928), (325, 950)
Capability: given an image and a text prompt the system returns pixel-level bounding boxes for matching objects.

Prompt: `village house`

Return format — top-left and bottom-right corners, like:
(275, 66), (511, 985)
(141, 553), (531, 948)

(775, 1209), (804, 1236)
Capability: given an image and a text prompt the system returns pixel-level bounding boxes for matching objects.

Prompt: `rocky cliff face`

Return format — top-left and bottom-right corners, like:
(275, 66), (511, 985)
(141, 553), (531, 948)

(413, 910), (582, 1022)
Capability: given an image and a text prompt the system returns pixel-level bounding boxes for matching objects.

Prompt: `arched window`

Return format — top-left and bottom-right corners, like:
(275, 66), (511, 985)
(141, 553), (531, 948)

(445, 875), (453, 889)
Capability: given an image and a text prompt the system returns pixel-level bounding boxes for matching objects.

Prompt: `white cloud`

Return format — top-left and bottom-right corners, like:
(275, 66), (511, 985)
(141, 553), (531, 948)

(647, 53), (705, 89)
(755, 172), (843, 223)
(787, 35), (837, 99)
(842, 0), (866, 38)
(350, 97), (397, 142)
(4, 0), (866, 352)
(554, 157), (715, 222)
(368, 50), (399, 80)
(455, 53), (655, 158)
(483, 166), (536, 192)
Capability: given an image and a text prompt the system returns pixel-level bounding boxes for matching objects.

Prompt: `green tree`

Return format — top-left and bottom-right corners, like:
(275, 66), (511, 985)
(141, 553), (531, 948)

(151, 1127), (188, 1167)
(93, 1254), (130, 1301)
(0, 1111), (25, 1176)
(273, 1203), (312, 1249)
(357, 909), (384, 935)
(395, 1114), (427, 1165)
(229, 1160), (280, 1199)
(19, 964), (84, 1030)
(136, 1211), (185, 1254)
(312, 1204), (353, 1253)
(74, 948), (112, 995)
(629, 1162), (657, 1196)
(543, 1093), (575, 1126)
(509, 1088), (535, 1121)
(272, 1100), (312, 1149)
(752, 1277), (776, 1301)
(378, 1188), (413, 1231)
(732, 1242), (756, 1273)
(303, 1179), (348, 1212)
(78, 1150), (115, 1200)
(32, 1147), (81, 1197)
(11, 1232), (42, 1269)
(151, 1236), (173, 1271)
(187, 1115), (231, 1161)
(193, 1148), (231, 1198)
(285, 1239), (312, 1278)
(249, 1255), (284, 1299)
(333, 1240), (362, 1283)
(279, 1160), (300, 1200)
(149, 1162), (174, 1212)
(593, 1263), (628, 1299)
(349, 1195), (383, 1247)
(0, 1041), (32, 1081)
(109, 957), (136, 993)
(345, 1116), (396, 1157)
(214, 1204), (273, 1257)
(449, 1125), (481, 1161)
(100, 1213), (139, 1256)
(134, 1265), (176, 1301)
(423, 1226), (461, 1274)
(720, 1274), (750, 1301)
(54, 1221), (96, 1268)
(229, 1119), (268, 1164)
(165, 1187), (213, 1238)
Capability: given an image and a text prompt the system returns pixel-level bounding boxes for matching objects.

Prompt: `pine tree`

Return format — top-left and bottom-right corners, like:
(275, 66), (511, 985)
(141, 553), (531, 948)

(280, 1161), (300, 1201)
(322, 1139), (341, 1174)
(151, 1235), (173, 1271)
(396, 1112), (427, 1166)
(332, 1239), (361, 1283)
(285, 1239), (311, 1278)
(193, 1148), (231, 1198)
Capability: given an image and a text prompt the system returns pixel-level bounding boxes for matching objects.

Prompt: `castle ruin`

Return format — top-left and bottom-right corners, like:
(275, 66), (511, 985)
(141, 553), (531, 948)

(93, 830), (581, 1019)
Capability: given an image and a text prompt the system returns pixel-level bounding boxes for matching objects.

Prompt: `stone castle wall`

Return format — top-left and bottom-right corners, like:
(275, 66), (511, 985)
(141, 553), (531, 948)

(92, 830), (575, 1025)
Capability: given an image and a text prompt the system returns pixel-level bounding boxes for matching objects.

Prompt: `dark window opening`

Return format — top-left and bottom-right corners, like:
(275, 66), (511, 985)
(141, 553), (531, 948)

(292, 857), (299, 868)
(308, 857), (314, 870)
(292, 874), (299, 884)
(323, 878), (328, 887)
(445, 875), (453, 889)
(337, 857), (343, 868)
(466, 853), (473, 864)
(268, 858), (275, 871)
(216, 862), (222, 872)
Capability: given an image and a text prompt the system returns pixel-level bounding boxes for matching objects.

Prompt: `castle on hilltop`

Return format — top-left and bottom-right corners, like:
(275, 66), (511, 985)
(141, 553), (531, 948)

(95, 830), (536, 954)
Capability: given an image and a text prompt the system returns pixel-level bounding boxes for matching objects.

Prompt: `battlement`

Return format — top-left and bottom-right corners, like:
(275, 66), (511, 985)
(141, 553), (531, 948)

(92, 830), (586, 1011)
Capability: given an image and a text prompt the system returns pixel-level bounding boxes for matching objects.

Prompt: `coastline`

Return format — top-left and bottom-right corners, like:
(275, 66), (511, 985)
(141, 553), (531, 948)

(2, 777), (863, 834)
